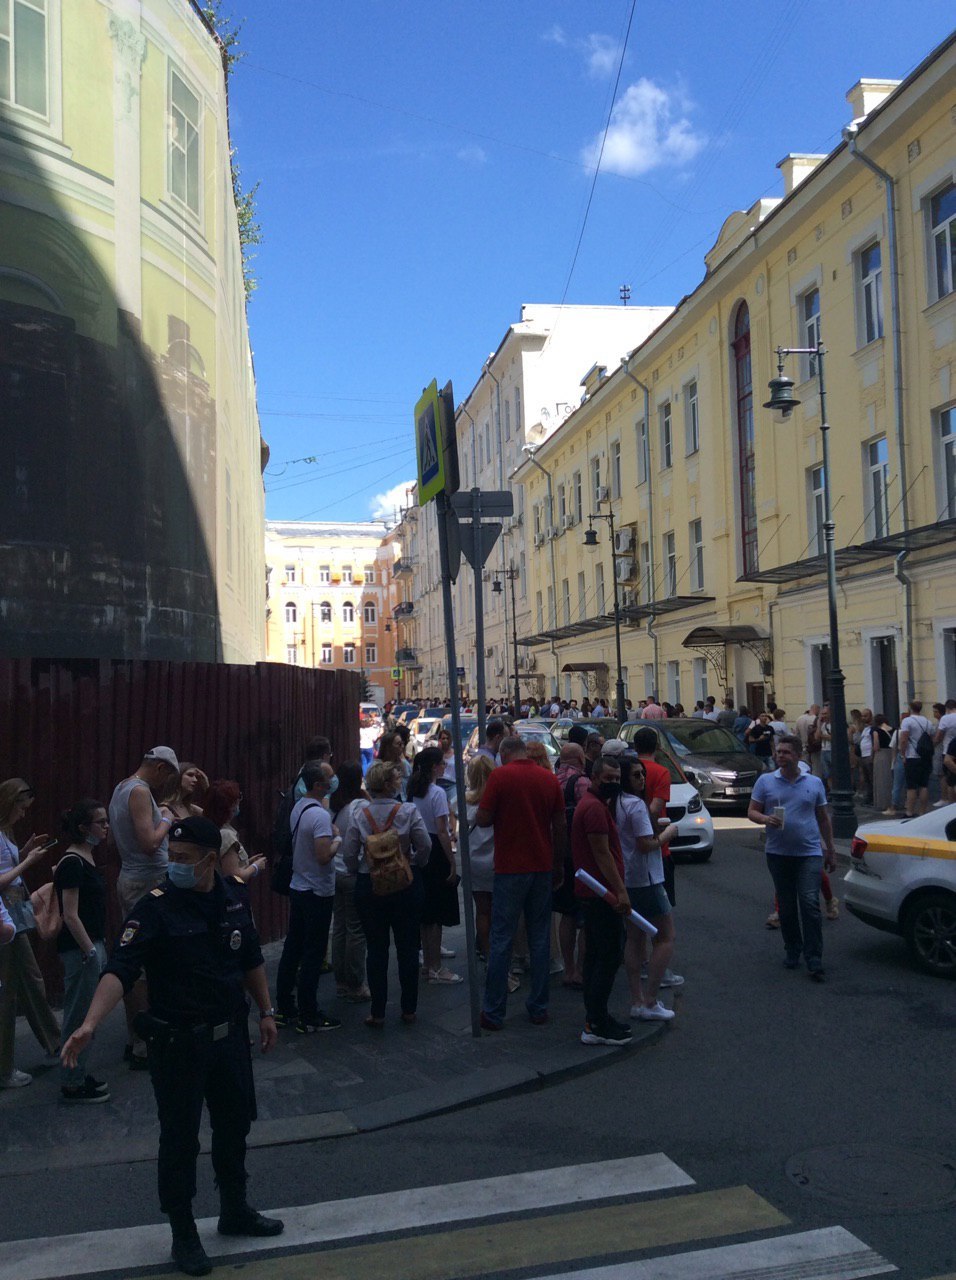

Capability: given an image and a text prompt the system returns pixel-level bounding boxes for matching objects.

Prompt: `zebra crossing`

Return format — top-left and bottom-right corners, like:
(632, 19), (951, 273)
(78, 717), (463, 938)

(0, 1151), (898, 1280)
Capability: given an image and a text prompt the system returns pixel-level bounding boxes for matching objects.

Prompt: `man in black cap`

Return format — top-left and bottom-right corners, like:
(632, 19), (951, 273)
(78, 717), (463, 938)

(62, 816), (283, 1276)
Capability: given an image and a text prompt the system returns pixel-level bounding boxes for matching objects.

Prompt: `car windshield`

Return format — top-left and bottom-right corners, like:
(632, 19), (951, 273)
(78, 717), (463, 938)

(443, 716), (478, 746)
(518, 729), (559, 761)
(617, 724), (686, 781)
(666, 723), (741, 754)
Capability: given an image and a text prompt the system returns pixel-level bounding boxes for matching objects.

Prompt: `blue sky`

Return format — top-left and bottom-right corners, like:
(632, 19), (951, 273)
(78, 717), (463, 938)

(228, 2), (955, 525)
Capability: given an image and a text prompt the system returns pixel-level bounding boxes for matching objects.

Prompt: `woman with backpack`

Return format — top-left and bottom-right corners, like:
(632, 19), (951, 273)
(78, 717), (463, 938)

(54, 800), (111, 1104)
(329, 763), (370, 1003)
(340, 761), (430, 1026)
(408, 747), (461, 984)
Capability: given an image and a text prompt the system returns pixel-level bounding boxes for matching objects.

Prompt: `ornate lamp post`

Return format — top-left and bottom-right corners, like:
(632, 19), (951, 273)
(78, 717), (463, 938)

(583, 506), (627, 723)
(492, 563), (521, 715)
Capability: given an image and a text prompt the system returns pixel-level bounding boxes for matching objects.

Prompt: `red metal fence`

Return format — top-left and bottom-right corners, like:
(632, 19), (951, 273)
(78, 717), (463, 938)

(0, 658), (361, 996)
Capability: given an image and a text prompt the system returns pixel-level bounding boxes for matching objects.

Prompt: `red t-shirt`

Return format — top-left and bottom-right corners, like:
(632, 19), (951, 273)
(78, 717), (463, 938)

(641, 757), (672, 857)
(479, 759), (564, 874)
(572, 787), (625, 899)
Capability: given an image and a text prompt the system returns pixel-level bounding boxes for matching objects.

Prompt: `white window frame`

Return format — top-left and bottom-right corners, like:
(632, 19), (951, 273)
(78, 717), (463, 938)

(284, 601), (297, 624)
(320, 643), (332, 664)
(318, 564), (330, 584)
(557, 483), (567, 524)
(342, 600), (355, 624)
(341, 564), (353, 584)
(577, 570), (587, 619)
(666, 660), (681, 707)
(636, 418), (648, 484)
(284, 563), (296, 585)
(343, 643), (356, 665)
(573, 471), (583, 522)
(365, 643), (377, 665)
(0, 0), (57, 127)
(807, 465), (825, 556)
(689, 519), (704, 592)
(286, 645), (298, 666)
(937, 404), (956, 520)
(663, 531), (677, 598)
(692, 656), (708, 703)
(610, 439), (622, 499)
(659, 401), (673, 470)
(594, 562), (605, 615)
(590, 456), (602, 508)
(363, 600), (377, 625)
(364, 564), (376, 584)
(319, 600), (331, 623)
(168, 64), (202, 221)
(802, 287), (821, 381)
(639, 541), (651, 605)
(858, 241), (884, 345)
(514, 386), (521, 433)
(929, 180), (956, 302)
(865, 436), (891, 539)
(683, 381), (699, 455)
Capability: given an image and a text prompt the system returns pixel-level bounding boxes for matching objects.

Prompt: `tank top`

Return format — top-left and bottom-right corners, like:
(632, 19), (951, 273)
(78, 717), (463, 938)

(109, 776), (167, 875)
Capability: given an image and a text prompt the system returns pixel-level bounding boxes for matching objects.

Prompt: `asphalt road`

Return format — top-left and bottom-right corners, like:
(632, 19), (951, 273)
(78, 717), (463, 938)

(3, 818), (955, 1278)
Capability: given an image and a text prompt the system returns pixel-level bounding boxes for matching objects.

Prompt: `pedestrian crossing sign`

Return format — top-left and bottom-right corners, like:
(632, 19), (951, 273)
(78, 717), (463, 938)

(415, 379), (445, 503)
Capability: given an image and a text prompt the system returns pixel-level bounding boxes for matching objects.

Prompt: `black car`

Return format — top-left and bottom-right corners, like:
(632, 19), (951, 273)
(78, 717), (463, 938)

(621, 718), (768, 808)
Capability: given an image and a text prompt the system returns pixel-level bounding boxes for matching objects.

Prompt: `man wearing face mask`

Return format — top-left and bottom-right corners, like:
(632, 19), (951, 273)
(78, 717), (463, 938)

(571, 756), (633, 1046)
(61, 816), (283, 1276)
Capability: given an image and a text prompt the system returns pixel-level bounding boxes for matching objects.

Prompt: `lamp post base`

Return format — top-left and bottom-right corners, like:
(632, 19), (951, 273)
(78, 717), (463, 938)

(829, 786), (858, 840)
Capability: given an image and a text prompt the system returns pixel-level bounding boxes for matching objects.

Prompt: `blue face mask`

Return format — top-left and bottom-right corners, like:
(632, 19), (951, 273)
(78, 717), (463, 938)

(84, 833), (103, 848)
(168, 858), (208, 889)
(328, 776), (339, 796)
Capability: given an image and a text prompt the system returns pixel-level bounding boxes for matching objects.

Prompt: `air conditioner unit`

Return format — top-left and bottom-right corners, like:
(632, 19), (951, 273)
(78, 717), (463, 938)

(596, 486), (609, 503)
(533, 532), (544, 547)
(621, 588), (636, 608)
(546, 526), (558, 540)
(484, 646), (494, 658)
(614, 527), (634, 554)
(615, 556), (636, 582)
(560, 514), (570, 531)
(566, 514), (578, 528)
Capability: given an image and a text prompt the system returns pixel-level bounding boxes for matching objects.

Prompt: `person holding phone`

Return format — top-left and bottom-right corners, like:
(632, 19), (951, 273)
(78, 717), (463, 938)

(0, 778), (61, 1088)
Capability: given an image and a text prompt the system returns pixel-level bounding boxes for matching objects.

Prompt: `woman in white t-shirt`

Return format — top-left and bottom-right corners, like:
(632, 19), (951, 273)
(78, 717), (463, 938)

(408, 747), (461, 984)
(614, 757), (678, 1023)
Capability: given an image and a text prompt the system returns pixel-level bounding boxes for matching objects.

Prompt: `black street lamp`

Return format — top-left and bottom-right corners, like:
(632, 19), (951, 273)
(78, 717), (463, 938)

(583, 509), (627, 723)
(763, 343), (856, 838)
(492, 565), (522, 715)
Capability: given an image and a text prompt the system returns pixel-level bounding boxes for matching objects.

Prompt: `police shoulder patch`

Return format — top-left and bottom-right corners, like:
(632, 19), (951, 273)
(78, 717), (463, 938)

(150, 887), (165, 897)
(120, 921), (140, 945)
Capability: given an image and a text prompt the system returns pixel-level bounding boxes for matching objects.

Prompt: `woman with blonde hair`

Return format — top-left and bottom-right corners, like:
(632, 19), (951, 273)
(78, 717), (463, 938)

(0, 778), (61, 1088)
(524, 740), (554, 772)
(464, 754), (496, 960)
(162, 762), (209, 821)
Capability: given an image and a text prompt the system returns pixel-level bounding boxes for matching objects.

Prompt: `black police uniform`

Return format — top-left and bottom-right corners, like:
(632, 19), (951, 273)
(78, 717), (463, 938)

(105, 872), (262, 1214)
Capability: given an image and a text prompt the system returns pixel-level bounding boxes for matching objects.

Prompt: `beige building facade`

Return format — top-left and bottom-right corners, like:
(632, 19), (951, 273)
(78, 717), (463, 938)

(265, 522), (399, 697)
(513, 36), (956, 719)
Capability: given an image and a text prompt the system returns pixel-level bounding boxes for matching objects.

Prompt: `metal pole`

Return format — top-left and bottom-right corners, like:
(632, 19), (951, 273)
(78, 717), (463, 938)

(509, 563), (521, 714)
(607, 509), (627, 722)
(524, 448), (560, 698)
(815, 346), (857, 839)
(435, 491), (481, 1037)
(471, 487), (488, 741)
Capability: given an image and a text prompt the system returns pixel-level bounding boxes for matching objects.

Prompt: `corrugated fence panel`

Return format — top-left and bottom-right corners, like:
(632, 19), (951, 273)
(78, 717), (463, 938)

(0, 658), (363, 999)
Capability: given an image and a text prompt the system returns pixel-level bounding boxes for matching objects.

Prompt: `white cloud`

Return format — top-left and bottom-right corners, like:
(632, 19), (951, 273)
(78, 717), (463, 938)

(370, 480), (415, 524)
(581, 79), (706, 178)
(584, 34), (618, 78)
(542, 24), (568, 46)
(456, 144), (487, 165)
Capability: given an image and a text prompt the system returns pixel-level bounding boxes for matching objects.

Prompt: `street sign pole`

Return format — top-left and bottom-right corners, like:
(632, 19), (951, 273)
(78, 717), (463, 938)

(471, 490), (488, 742)
(436, 488), (481, 1038)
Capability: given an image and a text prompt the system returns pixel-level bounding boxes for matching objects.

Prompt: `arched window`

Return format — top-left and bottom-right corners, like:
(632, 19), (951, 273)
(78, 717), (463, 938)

(363, 600), (377, 624)
(733, 303), (758, 575)
(319, 600), (332, 623)
(342, 600), (354, 624)
(284, 601), (297, 623)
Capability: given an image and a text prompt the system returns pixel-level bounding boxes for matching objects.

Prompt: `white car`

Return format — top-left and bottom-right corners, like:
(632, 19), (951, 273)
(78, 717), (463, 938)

(662, 776), (715, 864)
(844, 804), (956, 977)
(405, 715), (444, 756)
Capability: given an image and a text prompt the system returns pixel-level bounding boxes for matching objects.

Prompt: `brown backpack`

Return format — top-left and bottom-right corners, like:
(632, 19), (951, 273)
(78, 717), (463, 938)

(364, 803), (413, 897)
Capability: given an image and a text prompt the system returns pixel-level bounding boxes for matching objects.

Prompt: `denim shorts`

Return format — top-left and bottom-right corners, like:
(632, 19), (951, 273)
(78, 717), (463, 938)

(628, 883), (672, 919)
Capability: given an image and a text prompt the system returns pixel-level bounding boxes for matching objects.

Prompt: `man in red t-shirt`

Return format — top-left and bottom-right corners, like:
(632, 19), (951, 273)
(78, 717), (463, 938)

(571, 755), (633, 1046)
(632, 727), (684, 990)
(475, 738), (566, 1030)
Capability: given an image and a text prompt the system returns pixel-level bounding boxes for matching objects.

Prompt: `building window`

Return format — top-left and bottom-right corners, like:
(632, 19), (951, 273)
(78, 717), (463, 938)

(504, 399), (511, 441)
(320, 643), (332, 664)
(734, 303), (758, 576)
(573, 471), (583, 522)
(286, 645), (298, 665)
(342, 600), (355, 623)
(666, 660), (681, 707)
(684, 381), (699, 455)
(807, 465), (825, 556)
(693, 656), (708, 703)
(557, 483), (567, 525)
(533, 503), (542, 538)
(364, 564), (376, 584)
(363, 600), (377, 624)
(535, 590), (543, 632)
(663, 531), (677, 597)
(639, 541), (651, 605)
(562, 578), (571, 625)
(0, 0), (48, 117)
(610, 440), (622, 498)
(341, 564), (353, 584)
(285, 563), (296, 585)
(659, 401), (673, 470)
(514, 386), (521, 432)
(284, 601), (297, 624)
(866, 436), (890, 539)
(169, 68), (201, 215)
(689, 519), (704, 592)
(930, 182), (956, 301)
(591, 456), (602, 507)
(577, 571), (587, 619)
(859, 242), (884, 344)
(318, 564), (330, 584)
(343, 644), (355, 665)
(939, 406), (956, 519)
(365, 643), (377, 665)
(594, 562), (605, 615)
(643, 663), (655, 698)
(319, 600), (331, 623)
(802, 288), (821, 380)
(636, 418), (648, 485)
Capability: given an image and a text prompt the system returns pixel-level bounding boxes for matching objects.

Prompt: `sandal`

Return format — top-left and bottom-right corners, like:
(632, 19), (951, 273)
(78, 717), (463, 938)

(428, 967), (463, 985)
(364, 1015), (385, 1029)
(400, 1012), (417, 1025)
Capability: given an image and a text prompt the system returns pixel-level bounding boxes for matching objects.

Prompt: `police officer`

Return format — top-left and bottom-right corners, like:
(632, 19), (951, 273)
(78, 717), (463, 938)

(62, 816), (283, 1276)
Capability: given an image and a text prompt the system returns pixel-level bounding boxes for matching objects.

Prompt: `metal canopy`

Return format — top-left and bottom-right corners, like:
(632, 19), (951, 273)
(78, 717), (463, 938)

(682, 625), (773, 687)
(738, 518), (956, 585)
(517, 595), (717, 648)
(562, 661), (609, 673)
(683, 625), (768, 646)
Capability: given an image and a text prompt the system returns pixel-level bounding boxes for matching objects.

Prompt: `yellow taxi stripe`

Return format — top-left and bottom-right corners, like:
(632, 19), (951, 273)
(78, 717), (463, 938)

(156, 1187), (787, 1280)
(861, 835), (956, 860)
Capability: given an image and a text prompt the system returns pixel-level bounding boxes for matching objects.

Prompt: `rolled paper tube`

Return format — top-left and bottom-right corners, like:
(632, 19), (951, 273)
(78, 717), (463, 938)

(574, 868), (658, 937)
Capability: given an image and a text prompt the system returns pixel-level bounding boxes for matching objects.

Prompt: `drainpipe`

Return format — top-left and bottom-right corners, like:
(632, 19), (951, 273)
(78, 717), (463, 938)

(622, 358), (658, 697)
(844, 125), (914, 701)
(484, 360), (512, 706)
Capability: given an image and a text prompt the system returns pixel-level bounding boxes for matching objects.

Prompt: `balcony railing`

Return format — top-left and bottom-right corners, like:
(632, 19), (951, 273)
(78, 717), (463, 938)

(393, 601), (414, 618)
(395, 648), (418, 665)
(393, 559), (414, 577)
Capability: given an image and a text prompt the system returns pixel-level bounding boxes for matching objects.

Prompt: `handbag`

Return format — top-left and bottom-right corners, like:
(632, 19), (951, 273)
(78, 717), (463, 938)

(3, 885), (36, 934)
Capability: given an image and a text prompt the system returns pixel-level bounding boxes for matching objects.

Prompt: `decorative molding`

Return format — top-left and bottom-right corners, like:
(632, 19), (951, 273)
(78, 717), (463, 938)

(107, 15), (147, 117)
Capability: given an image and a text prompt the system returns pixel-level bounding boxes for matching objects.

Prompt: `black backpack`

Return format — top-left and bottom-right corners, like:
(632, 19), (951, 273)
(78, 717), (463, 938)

(270, 771), (309, 895)
(914, 718), (935, 764)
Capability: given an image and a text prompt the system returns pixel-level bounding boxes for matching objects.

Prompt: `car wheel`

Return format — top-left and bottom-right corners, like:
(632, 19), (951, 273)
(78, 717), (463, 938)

(902, 892), (956, 978)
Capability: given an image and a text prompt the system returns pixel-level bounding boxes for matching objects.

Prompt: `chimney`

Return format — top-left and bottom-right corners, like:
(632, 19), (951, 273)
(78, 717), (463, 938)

(776, 153), (826, 196)
(845, 78), (900, 124)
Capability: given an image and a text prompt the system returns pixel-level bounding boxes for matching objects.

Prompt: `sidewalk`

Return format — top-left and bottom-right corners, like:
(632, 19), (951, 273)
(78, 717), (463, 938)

(0, 922), (667, 1176)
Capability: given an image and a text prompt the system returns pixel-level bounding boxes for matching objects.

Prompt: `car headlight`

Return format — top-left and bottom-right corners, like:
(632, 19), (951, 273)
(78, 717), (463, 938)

(687, 792), (703, 813)
(689, 767), (713, 785)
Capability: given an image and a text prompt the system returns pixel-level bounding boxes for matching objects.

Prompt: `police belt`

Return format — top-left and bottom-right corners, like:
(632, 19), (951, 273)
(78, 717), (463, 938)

(135, 1010), (244, 1044)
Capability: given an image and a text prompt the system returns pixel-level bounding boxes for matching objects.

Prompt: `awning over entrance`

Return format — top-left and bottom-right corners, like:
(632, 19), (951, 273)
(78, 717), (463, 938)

(682, 625), (772, 686)
(518, 595), (716, 648)
(561, 662), (608, 673)
(683, 625), (768, 647)
(738, 518), (956, 585)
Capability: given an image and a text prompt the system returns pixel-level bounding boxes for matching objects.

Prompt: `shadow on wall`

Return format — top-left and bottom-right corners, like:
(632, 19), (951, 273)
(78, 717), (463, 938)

(0, 106), (222, 662)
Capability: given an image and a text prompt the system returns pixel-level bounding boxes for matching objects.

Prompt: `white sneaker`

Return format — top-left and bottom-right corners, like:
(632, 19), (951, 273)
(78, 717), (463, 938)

(0, 1069), (32, 1088)
(440, 945), (456, 958)
(636, 1001), (675, 1022)
(549, 957), (565, 975)
(932, 800), (948, 809)
(427, 967), (463, 984)
(659, 969), (684, 988)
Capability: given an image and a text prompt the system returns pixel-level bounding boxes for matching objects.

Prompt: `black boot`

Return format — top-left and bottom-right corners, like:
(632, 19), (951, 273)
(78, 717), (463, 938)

(217, 1185), (284, 1238)
(168, 1207), (212, 1277)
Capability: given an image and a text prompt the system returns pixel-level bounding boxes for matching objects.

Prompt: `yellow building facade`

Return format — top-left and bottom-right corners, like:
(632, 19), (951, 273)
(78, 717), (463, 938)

(0, 0), (264, 661)
(264, 522), (399, 699)
(516, 37), (956, 720)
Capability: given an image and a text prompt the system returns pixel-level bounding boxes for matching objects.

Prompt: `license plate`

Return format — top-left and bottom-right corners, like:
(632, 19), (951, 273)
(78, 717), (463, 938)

(725, 787), (750, 796)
